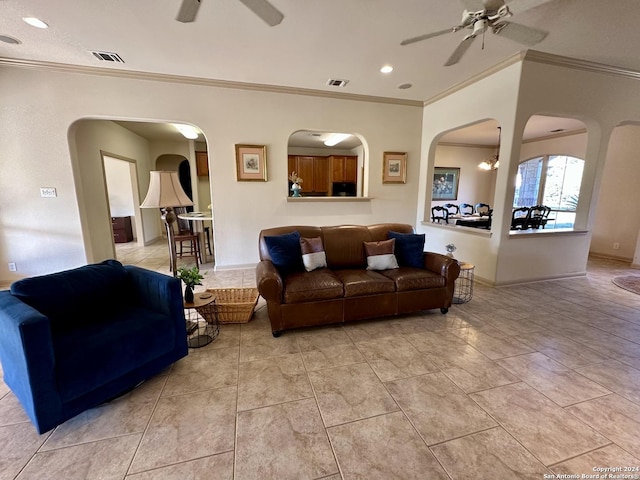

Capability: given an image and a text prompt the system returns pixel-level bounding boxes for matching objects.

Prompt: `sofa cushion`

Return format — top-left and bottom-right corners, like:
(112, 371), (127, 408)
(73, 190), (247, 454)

(334, 269), (396, 297)
(52, 306), (175, 402)
(10, 260), (133, 325)
(364, 239), (399, 271)
(300, 237), (327, 272)
(380, 267), (445, 292)
(388, 231), (425, 268)
(283, 269), (344, 303)
(264, 231), (303, 274)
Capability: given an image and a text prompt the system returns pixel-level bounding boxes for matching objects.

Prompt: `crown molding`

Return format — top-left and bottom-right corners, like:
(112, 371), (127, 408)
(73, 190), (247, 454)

(0, 56), (423, 107)
(522, 50), (640, 80)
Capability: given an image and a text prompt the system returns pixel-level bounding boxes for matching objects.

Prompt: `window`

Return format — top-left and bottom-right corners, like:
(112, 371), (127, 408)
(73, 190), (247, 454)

(514, 155), (584, 229)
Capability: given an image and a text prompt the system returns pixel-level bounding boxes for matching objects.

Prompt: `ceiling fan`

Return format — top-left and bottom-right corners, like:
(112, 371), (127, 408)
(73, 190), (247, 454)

(176, 0), (284, 26)
(401, 0), (550, 66)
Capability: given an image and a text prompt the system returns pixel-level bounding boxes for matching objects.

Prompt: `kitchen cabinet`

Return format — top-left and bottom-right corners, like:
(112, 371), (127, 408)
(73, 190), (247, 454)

(196, 151), (209, 177)
(288, 155), (329, 194)
(329, 155), (358, 183)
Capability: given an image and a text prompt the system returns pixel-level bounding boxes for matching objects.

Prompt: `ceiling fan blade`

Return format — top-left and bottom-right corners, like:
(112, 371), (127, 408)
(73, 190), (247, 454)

(504, 0), (554, 14)
(237, 0), (284, 26)
(400, 28), (454, 46)
(444, 35), (476, 66)
(176, 0), (201, 23)
(494, 21), (547, 45)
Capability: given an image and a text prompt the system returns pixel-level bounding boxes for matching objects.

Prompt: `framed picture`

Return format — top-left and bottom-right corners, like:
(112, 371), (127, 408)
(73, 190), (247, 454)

(235, 144), (267, 181)
(432, 167), (460, 201)
(382, 152), (407, 184)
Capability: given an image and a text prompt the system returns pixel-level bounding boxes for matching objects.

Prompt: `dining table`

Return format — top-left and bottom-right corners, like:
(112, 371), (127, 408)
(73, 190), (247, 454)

(450, 214), (492, 229)
(177, 211), (213, 263)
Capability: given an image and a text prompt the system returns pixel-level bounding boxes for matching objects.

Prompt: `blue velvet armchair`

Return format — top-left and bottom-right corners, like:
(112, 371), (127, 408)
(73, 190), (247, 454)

(0, 260), (188, 433)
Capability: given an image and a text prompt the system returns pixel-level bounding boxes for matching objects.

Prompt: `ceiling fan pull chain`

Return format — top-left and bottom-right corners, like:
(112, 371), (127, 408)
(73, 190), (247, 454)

(482, 29), (486, 50)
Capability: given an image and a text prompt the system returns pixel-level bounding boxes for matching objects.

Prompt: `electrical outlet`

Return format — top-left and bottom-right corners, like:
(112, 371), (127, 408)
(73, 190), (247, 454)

(613, 242), (620, 250)
(40, 187), (57, 198)
(8, 262), (17, 272)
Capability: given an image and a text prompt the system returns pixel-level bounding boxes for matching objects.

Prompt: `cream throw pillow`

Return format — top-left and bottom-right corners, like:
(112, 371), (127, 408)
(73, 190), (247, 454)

(300, 237), (327, 272)
(364, 239), (399, 271)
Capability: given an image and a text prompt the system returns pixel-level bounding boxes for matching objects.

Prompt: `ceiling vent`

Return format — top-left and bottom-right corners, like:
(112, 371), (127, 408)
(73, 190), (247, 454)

(550, 128), (565, 133)
(91, 51), (125, 63)
(326, 78), (349, 87)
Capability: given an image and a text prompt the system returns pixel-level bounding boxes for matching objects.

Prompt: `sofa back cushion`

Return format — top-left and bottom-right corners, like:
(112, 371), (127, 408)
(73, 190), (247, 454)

(10, 259), (133, 325)
(322, 225), (371, 269)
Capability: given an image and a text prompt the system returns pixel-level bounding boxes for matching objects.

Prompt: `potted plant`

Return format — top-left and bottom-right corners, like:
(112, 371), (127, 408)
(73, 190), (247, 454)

(176, 265), (204, 303)
(289, 171), (303, 197)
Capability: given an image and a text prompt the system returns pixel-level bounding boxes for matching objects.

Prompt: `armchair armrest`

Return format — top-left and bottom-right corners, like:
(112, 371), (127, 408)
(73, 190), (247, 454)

(423, 252), (461, 284)
(0, 291), (61, 432)
(256, 260), (283, 302)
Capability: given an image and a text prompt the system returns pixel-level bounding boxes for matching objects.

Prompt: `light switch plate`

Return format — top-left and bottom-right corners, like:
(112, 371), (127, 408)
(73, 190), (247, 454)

(40, 187), (57, 198)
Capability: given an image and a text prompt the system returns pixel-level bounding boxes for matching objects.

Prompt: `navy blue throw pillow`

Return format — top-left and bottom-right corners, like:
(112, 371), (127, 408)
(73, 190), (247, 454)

(264, 231), (303, 274)
(388, 231), (425, 268)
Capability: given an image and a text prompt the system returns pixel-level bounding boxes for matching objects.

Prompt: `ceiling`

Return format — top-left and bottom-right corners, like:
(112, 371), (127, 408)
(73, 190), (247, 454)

(2, 0), (635, 143)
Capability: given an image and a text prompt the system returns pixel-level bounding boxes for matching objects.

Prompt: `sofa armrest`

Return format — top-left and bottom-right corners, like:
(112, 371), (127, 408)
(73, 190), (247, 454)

(423, 252), (461, 283)
(0, 291), (61, 432)
(256, 260), (283, 302)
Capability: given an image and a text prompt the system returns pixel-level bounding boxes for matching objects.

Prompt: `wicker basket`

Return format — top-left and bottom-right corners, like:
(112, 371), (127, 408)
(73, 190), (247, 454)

(207, 287), (259, 324)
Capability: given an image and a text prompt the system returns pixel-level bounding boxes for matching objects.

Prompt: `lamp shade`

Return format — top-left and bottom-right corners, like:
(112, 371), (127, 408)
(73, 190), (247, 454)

(140, 171), (193, 208)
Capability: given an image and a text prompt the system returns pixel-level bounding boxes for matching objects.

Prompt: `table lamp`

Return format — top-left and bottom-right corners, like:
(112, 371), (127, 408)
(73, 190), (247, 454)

(140, 171), (194, 274)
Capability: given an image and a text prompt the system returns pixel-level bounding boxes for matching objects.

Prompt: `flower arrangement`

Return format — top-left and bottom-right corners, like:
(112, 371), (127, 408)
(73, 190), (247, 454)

(289, 171), (303, 184)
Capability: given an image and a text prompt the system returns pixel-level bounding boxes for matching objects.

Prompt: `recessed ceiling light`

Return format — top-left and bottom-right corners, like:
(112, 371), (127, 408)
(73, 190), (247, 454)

(380, 65), (393, 74)
(398, 83), (412, 89)
(0, 35), (21, 44)
(23, 17), (48, 29)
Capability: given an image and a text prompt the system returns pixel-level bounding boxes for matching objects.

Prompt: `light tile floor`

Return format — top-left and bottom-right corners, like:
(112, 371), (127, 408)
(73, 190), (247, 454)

(1, 242), (640, 479)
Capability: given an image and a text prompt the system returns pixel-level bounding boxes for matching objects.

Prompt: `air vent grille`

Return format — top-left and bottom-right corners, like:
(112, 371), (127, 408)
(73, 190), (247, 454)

(91, 51), (125, 63)
(326, 78), (349, 87)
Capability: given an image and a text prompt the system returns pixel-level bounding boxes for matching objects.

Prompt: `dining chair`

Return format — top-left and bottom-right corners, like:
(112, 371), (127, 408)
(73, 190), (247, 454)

(511, 206), (530, 230)
(527, 205), (551, 229)
(431, 206), (449, 224)
(172, 207), (200, 266)
(443, 203), (459, 216)
(459, 203), (474, 215)
(475, 203), (491, 216)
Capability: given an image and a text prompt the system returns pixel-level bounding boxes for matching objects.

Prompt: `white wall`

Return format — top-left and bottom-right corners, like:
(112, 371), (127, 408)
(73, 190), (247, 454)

(0, 64), (422, 282)
(104, 156), (136, 218)
(430, 144), (497, 212)
(591, 125), (640, 261)
(419, 54), (640, 285)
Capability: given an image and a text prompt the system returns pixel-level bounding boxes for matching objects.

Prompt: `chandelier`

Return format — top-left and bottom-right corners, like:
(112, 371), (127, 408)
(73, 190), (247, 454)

(479, 126), (501, 170)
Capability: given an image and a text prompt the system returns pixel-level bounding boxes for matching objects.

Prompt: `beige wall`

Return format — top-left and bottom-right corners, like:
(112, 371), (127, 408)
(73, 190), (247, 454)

(0, 64), (422, 282)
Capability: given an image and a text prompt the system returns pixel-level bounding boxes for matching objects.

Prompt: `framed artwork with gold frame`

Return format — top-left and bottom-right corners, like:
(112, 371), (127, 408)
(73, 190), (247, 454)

(382, 152), (407, 184)
(235, 144), (267, 181)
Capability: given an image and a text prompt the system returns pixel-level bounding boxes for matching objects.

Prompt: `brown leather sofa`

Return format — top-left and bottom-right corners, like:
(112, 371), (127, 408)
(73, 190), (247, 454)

(256, 223), (460, 337)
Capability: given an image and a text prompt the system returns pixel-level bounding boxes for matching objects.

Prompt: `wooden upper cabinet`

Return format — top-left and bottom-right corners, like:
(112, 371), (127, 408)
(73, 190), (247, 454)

(196, 151), (209, 177)
(329, 155), (358, 183)
(288, 155), (329, 194)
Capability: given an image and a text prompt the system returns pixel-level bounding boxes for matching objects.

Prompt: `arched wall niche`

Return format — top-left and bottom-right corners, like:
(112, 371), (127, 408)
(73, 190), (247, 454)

(287, 130), (367, 197)
(425, 118), (501, 226)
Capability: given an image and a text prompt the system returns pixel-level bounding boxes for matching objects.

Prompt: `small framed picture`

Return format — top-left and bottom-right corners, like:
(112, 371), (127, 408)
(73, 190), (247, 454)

(235, 144), (267, 181)
(432, 167), (460, 201)
(382, 152), (407, 184)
